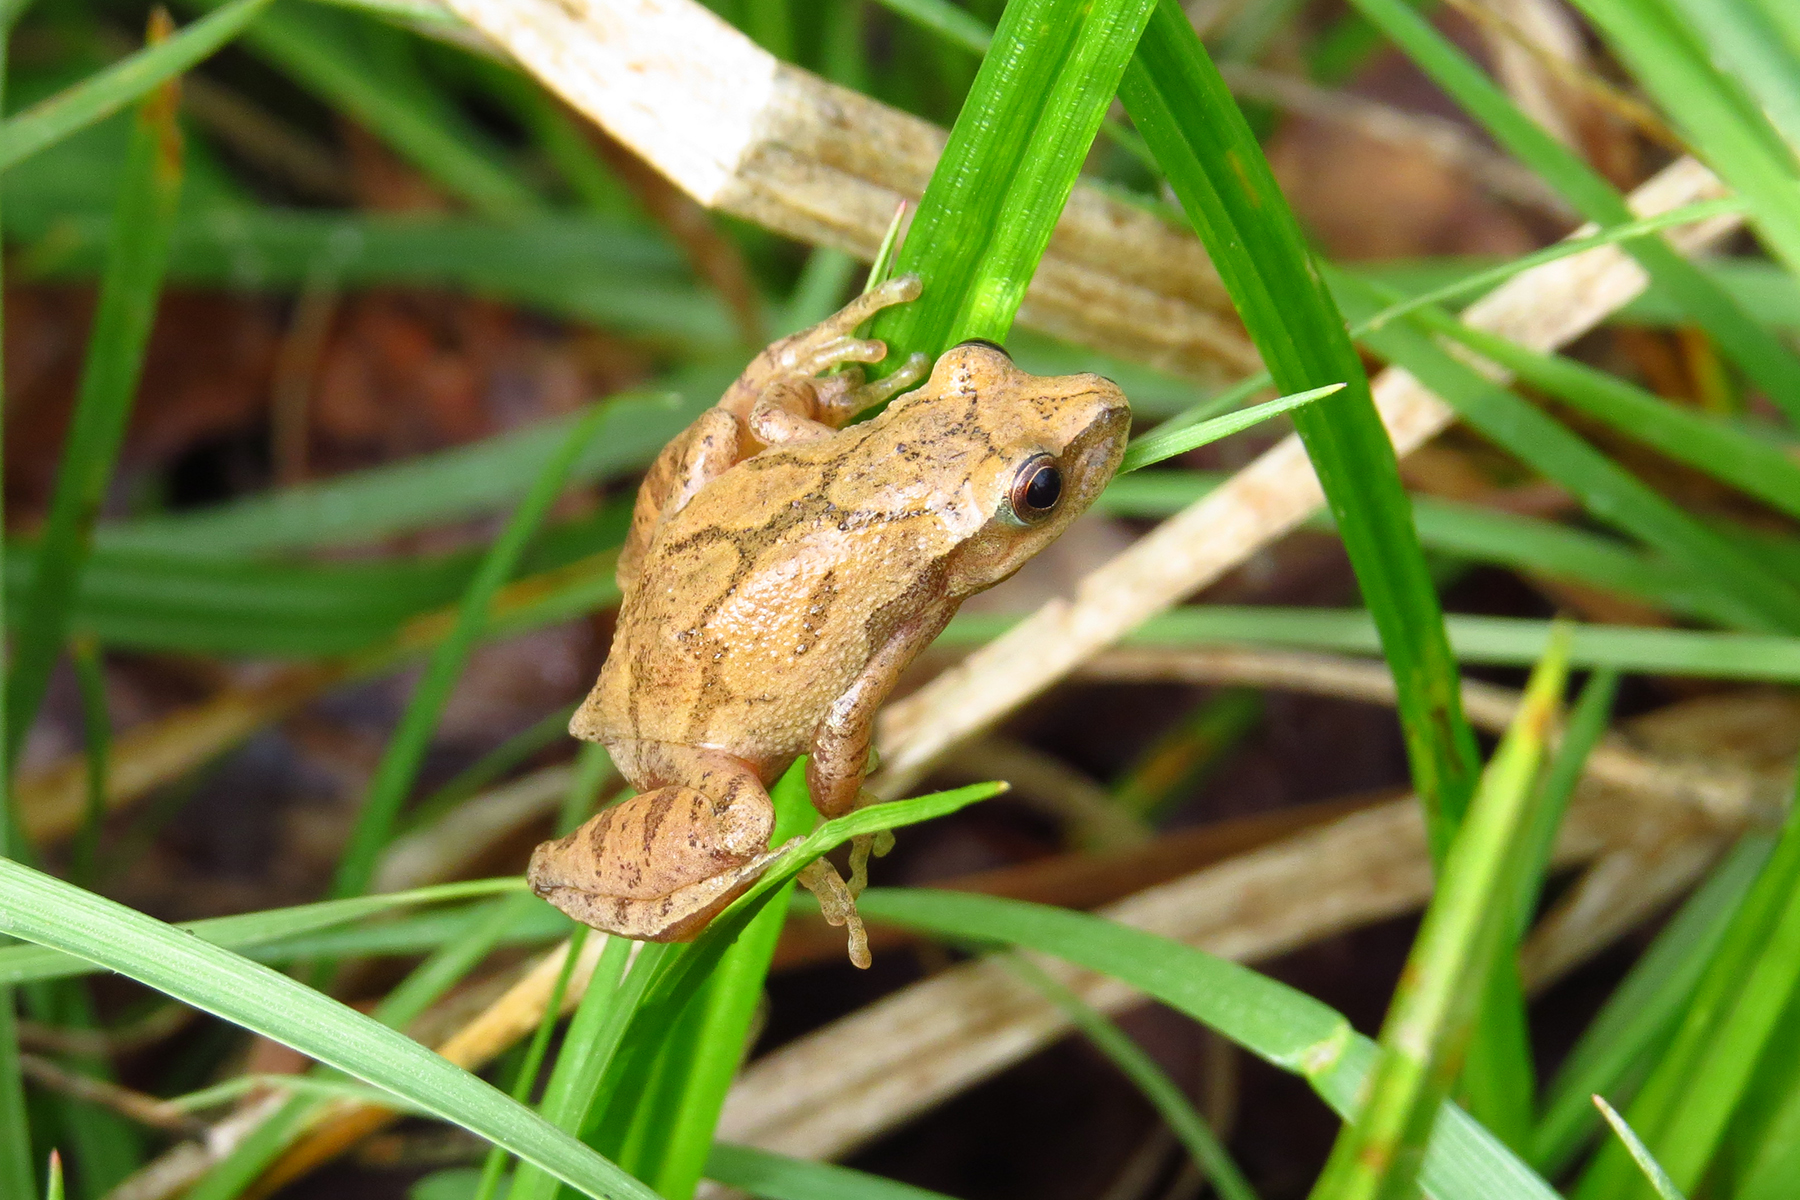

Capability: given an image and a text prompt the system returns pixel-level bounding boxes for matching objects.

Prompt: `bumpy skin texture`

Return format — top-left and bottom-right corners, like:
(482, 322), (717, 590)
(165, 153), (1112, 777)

(528, 278), (1130, 945)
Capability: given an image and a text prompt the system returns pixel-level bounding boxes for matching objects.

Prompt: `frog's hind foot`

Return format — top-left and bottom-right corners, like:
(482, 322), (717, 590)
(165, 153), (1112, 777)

(845, 828), (896, 899)
(798, 859), (873, 969)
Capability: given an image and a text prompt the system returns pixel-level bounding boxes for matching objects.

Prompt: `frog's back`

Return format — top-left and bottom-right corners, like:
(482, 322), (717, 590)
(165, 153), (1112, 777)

(581, 425), (952, 773)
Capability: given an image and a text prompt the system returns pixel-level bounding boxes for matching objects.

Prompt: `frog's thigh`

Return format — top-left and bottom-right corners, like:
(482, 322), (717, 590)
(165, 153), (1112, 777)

(528, 745), (778, 941)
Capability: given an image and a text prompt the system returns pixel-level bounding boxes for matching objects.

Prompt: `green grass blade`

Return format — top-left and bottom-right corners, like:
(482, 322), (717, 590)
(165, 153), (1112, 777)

(0, 879), (524, 986)
(0, 0), (270, 171)
(472, 924), (591, 1200)
(187, 0), (543, 218)
(44, 1152), (61, 1200)
(1099, 474), (1744, 627)
(1124, 0), (1481, 860)
(1592, 1098), (1687, 1200)
(329, 404), (614, 899)
(869, 0), (1085, 358)
(1461, 667), (1616, 1150)
(1118, 383), (1344, 473)
(0, 859), (658, 1200)
(4, 31), (183, 773)
(99, 386), (705, 557)
(706, 1144), (962, 1200)
(1662, 0), (1800, 162)
(1427, 321), (1800, 524)
(1532, 835), (1772, 1174)
(504, 933), (640, 1200)
(66, 638), (108, 889)
(0, 0), (25, 1182)
(868, 0), (991, 55)
(635, 773), (818, 1200)
(1004, 953), (1259, 1200)
(1309, 627), (1571, 1200)
(1333, 274), (1800, 634)
(1568, 0), (1800, 286)
(943, 0), (1159, 342)
(855, 889), (1562, 1200)
(1345, 0), (1800, 420)
(1579, 773), (1800, 1200)
(938, 605), (1800, 681)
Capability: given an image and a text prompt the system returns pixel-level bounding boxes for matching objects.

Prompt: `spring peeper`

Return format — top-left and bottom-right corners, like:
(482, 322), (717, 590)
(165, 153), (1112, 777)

(528, 276), (1129, 964)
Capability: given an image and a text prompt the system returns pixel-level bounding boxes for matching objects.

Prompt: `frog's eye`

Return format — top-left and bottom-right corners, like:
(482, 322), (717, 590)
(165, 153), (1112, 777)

(954, 338), (1012, 361)
(1007, 453), (1063, 524)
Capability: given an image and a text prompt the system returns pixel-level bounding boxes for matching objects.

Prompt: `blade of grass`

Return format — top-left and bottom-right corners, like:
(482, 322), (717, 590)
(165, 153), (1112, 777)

(180, 0), (543, 218)
(328, 401), (613, 900)
(1099, 474), (1745, 627)
(1532, 834), (1773, 1174)
(1425, 320), (1800, 524)
(628, 769), (818, 1200)
(469, 752), (609, 1200)
(1460, 667), (1617, 1151)
(1123, 0), (1481, 861)
(506, 938), (669, 1200)
(1345, 0), (1800, 421)
(1308, 626), (1571, 1200)
(0, 859), (658, 1200)
(0, 0), (270, 170)
(706, 1143), (963, 1200)
(868, 0), (1087, 357)
(854, 889), (1562, 1200)
(1332, 272), (1800, 634)
(0, 878), (525, 987)
(471, 924), (590, 1200)
(1003, 953), (1259, 1200)
(1568, 0), (1800, 287)
(1577, 765), (1800, 1200)
(0, 0), (26, 1180)
(4, 21), (183, 774)
(939, 605), (1800, 683)
(940, 0), (1160, 342)
(1593, 1098), (1687, 1200)
(66, 638), (107, 890)
(1118, 383), (1344, 473)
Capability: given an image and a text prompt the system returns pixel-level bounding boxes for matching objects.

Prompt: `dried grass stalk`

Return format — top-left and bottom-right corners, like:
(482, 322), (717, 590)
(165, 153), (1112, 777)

(438, 0), (1259, 379)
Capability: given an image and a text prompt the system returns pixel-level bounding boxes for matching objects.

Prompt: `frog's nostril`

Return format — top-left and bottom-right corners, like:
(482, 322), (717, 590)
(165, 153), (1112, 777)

(953, 337), (1012, 361)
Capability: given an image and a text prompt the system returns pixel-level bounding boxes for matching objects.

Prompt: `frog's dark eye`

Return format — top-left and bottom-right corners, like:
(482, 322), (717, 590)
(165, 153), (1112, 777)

(954, 338), (1012, 361)
(1008, 454), (1063, 524)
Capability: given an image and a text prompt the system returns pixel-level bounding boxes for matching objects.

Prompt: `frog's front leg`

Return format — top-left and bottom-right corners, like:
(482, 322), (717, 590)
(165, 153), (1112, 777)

(527, 743), (792, 943)
(795, 597), (958, 969)
(721, 274), (923, 418)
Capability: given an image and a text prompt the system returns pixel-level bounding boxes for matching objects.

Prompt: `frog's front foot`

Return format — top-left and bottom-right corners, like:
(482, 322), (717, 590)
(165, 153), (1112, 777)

(798, 858), (873, 969)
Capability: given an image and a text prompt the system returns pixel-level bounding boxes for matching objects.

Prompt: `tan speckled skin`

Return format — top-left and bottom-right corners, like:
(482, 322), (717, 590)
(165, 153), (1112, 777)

(529, 286), (1128, 944)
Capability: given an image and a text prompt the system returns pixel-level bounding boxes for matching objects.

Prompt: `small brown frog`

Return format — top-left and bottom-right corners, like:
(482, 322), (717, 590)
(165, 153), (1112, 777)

(528, 277), (1129, 964)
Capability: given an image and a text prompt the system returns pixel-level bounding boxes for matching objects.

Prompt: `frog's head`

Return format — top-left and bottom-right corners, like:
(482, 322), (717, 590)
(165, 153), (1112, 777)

(907, 339), (1130, 597)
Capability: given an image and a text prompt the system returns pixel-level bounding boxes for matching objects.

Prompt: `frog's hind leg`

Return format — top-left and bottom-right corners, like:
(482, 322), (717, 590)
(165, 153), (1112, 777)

(527, 747), (789, 943)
